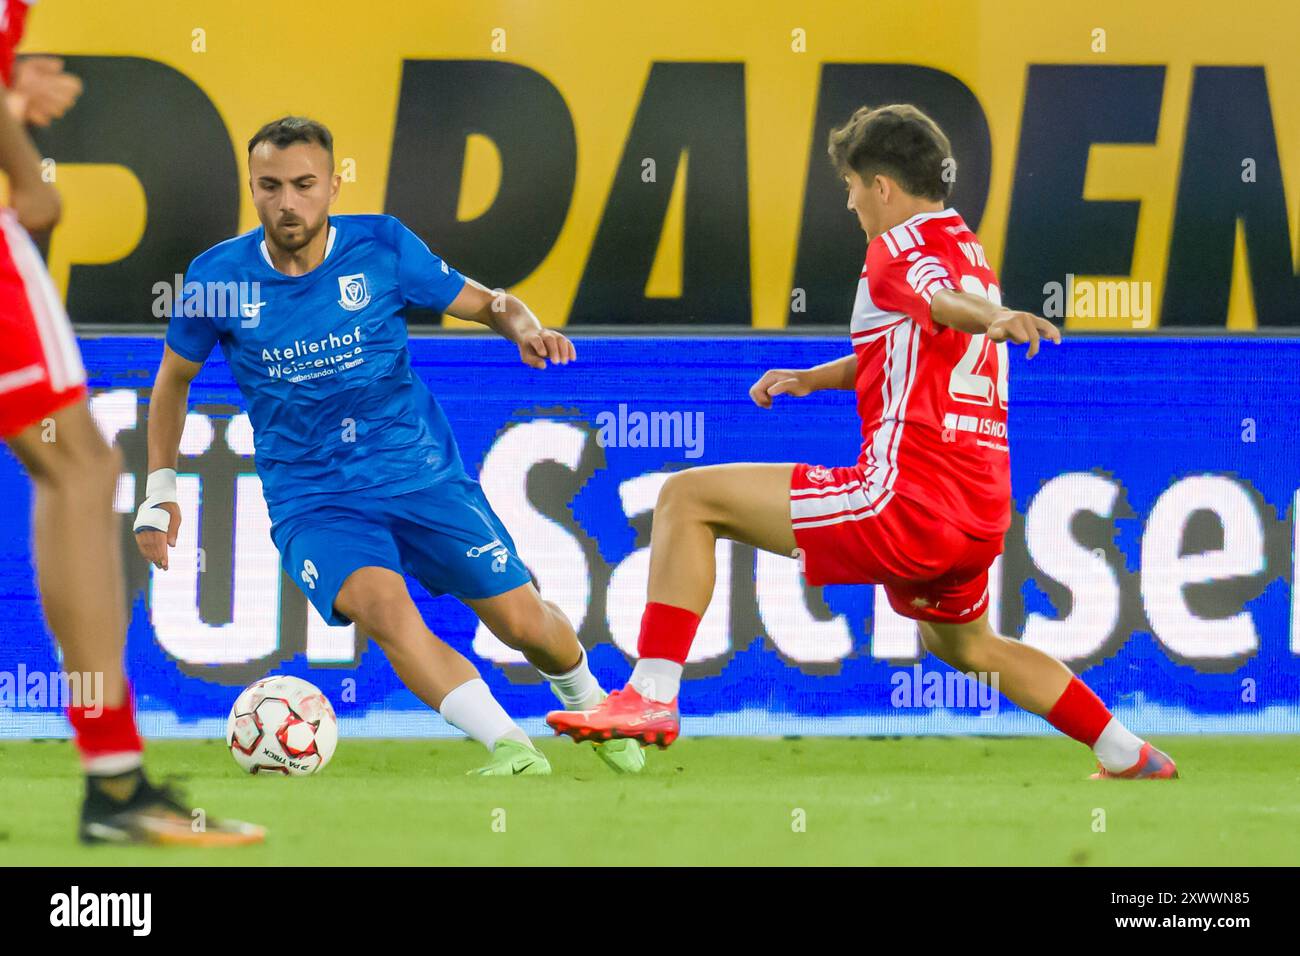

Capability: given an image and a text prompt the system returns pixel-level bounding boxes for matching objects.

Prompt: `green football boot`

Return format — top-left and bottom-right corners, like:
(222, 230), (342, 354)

(468, 738), (552, 776)
(592, 736), (647, 774)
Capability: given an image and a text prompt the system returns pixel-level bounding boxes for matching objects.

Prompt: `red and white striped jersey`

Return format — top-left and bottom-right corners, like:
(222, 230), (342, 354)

(849, 207), (1010, 540)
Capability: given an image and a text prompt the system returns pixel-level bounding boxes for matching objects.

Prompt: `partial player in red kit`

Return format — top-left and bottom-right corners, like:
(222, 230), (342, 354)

(0, 2), (264, 843)
(549, 104), (1177, 780)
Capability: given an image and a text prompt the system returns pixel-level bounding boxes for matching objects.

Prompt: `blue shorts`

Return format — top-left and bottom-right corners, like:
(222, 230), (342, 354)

(272, 478), (533, 626)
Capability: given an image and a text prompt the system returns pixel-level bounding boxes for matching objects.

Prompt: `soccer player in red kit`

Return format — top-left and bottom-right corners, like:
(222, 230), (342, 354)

(549, 104), (1177, 780)
(0, 3), (263, 842)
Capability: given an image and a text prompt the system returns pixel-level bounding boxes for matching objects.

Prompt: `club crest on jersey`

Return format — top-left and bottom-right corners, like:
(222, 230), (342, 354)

(337, 273), (371, 311)
(806, 465), (834, 484)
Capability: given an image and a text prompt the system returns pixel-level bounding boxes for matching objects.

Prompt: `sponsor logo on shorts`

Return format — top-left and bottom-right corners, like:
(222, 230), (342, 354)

(806, 465), (834, 484)
(912, 589), (986, 619)
(957, 589), (989, 618)
(466, 538), (510, 573)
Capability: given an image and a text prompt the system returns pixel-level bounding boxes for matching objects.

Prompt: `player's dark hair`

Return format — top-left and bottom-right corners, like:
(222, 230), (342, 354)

(827, 104), (953, 201)
(247, 116), (334, 164)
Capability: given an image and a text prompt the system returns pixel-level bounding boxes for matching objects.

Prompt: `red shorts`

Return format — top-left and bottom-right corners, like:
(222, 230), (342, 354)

(0, 209), (86, 438)
(789, 463), (1004, 624)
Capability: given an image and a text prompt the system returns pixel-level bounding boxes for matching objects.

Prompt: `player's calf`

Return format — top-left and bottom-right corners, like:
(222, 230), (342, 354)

(919, 615), (1177, 779)
(336, 568), (538, 759)
(468, 585), (581, 676)
(469, 584), (604, 712)
(8, 400), (131, 714)
(469, 584), (647, 772)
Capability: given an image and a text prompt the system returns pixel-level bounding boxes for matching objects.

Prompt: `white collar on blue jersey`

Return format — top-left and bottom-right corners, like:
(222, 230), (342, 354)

(259, 223), (338, 272)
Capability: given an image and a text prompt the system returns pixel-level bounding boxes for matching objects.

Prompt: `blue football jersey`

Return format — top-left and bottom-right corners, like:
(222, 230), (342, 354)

(165, 214), (469, 525)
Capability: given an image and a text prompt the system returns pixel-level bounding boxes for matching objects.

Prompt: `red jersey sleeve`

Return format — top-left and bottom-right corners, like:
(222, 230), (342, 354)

(0, 1), (33, 86)
(864, 225), (960, 335)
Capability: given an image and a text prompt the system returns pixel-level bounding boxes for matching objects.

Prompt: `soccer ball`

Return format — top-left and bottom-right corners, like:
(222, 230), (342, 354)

(226, 676), (338, 775)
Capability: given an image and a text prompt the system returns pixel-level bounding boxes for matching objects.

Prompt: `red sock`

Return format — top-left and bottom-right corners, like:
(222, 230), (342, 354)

(67, 682), (143, 775)
(1044, 677), (1113, 746)
(637, 602), (701, 665)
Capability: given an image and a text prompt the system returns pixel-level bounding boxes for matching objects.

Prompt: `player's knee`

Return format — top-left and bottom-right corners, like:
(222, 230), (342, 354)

(921, 622), (995, 672)
(919, 624), (957, 664)
(656, 471), (708, 524)
(488, 598), (556, 650)
(339, 584), (415, 644)
(919, 624), (964, 668)
(29, 430), (120, 498)
(354, 603), (414, 646)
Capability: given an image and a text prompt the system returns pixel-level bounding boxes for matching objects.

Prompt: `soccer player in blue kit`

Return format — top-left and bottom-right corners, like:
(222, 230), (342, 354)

(134, 117), (642, 776)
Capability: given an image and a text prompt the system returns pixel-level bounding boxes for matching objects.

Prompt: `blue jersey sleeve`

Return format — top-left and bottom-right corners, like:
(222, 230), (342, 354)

(392, 219), (467, 313)
(165, 267), (221, 363)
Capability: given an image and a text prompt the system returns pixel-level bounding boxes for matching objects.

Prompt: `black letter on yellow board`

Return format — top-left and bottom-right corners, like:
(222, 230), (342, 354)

(29, 56), (239, 326)
(385, 60), (577, 324)
(790, 64), (992, 326)
(1164, 67), (1299, 328)
(1001, 65), (1164, 313)
(569, 62), (751, 326)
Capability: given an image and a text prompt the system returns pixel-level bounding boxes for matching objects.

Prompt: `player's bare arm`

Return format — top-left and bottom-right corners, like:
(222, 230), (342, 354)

(930, 289), (1062, 358)
(446, 277), (576, 369)
(749, 354), (856, 408)
(134, 345), (202, 570)
(0, 86), (59, 231)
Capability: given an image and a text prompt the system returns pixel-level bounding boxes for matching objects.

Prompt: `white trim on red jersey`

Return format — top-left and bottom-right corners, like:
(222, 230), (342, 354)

(849, 268), (908, 346)
(0, 363), (45, 396)
(790, 475), (894, 529)
(904, 251), (956, 304)
(900, 207), (959, 227)
(851, 206), (1010, 540)
(862, 321), (921, 493)
(0, 211), (84, 393)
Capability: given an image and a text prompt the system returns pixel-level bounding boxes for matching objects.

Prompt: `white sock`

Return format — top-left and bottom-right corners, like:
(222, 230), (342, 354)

(629, 658), (682, 703)
(84, 752), (144, 777)
(438, 678), (532, 751)
(1093, 717), (1144, 771)
(539, 646), (605, 711)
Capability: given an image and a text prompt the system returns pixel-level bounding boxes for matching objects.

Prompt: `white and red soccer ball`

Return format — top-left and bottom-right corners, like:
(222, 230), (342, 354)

(226, 676), (338, 776)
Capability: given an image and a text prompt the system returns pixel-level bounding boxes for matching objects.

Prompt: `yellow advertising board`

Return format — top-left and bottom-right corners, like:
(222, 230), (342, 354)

(22, 0), (1300, 329)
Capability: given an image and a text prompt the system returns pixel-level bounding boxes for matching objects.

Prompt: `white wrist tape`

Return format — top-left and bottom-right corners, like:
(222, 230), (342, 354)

(133, 468), (178, 534)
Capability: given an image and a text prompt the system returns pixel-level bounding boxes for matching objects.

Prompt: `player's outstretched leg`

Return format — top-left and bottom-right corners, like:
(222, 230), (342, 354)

(7, 401), (265, 844)
(547, 464), (798, 748)
(468, 583), (644, 774)
(918, 614), (1178, 779)
(334, 567), (550, 776)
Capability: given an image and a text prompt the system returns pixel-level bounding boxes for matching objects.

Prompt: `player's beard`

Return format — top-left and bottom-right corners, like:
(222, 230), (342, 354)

(268, 214), (326, 254)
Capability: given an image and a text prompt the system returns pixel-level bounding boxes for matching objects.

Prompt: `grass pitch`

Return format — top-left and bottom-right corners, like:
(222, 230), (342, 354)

(1, 736), (1296, 866)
